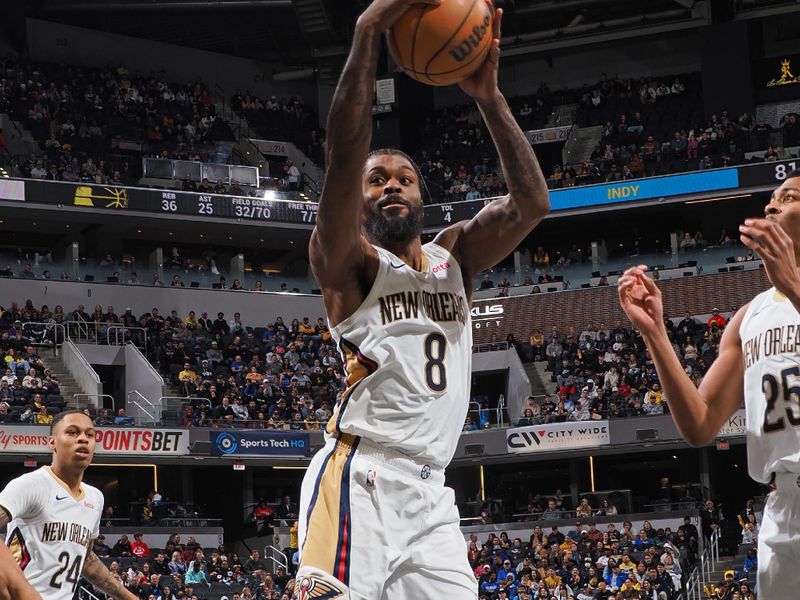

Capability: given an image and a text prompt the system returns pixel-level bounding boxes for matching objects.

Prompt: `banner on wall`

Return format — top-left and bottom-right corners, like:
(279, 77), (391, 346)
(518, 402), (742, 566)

(717, 409), (747, 437)
(525, 125), (573, 145)
(209, 430), (310, 457)
(0, 426), (189, 455)
(507, 421), (610, 454)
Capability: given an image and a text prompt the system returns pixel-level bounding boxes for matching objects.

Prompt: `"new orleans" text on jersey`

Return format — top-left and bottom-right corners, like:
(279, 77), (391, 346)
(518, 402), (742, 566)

(378, 291), (468, 326)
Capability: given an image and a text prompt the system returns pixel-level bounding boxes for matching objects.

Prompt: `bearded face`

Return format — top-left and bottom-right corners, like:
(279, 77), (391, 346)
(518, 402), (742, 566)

(364, 192), (423, 245)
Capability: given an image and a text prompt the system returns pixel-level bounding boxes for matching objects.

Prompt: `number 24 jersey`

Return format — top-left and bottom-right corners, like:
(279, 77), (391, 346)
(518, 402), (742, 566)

(0, 466), (104, 600)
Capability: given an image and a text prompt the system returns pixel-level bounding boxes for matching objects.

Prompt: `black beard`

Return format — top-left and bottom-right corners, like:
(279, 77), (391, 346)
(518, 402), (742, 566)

(364, 194), (422, 245)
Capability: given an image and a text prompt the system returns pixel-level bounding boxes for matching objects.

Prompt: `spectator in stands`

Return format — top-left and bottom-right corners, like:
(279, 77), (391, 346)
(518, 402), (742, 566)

(276, 495), (298, 527)
(542, 499), (561, 519)
(169, 551), (187, 575)
(34, 405), (52, 425)
(244, 549), (267, 574)
(707, 308), (727, 329)
(131, 532), (150, 558)
(184, 561), (210, 589)
(576, 498), (593, 518)
(93, 534), (112, 558)
(178, 362), (198, 396)
(113, 534), (133, 557)
(700, 499), (722, 541)
(114, 408), (134, 426)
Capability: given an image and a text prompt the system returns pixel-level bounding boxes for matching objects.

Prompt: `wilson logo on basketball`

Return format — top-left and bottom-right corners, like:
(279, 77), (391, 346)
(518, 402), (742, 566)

(448, 14), (491, 63)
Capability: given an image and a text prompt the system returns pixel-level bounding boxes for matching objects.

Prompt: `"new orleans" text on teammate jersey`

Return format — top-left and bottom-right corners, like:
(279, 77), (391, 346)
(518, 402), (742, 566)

(378, 290), (468, 326)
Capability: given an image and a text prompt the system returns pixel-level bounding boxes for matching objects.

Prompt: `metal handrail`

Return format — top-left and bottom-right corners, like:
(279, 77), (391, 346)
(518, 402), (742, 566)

(73, 393), (115, 412)
(65, 318), (92, 344)
(160, 396), (206, 410)
(472, 341), (509, 352)
(67, 339), (102, 386)
(20, 321), (66, 354)
(497, 394), (506, 428)
(78, 585), (102, 600)
(265, 545), (288, 570)
(695, 525), (720, 594)
(127, 390), (157, 425)
(685, 566), (701, 600)
(107, 325), (147, 351)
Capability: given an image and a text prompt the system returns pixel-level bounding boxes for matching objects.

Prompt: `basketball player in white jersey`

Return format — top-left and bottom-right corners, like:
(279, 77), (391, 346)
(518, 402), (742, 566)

(0, 410), (139, 600)
(618, 170), (800, 598)
(294, 0), (549, 598)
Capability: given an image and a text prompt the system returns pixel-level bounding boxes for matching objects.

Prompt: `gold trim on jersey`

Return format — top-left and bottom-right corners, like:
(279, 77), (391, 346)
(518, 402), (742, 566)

(300, 434), (359, 585)
(327, 340), (378, 436)
(44, 466), (86, 501)
(7, 527), (31, 570)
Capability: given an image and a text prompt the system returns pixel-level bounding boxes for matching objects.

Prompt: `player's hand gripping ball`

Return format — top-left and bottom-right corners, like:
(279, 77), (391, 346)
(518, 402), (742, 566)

(388, 0), (494, 86)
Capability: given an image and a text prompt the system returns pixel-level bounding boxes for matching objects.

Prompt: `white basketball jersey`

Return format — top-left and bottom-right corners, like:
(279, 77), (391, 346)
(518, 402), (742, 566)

(740, 288), (800, 483)
(0, 466), (104, 600)
(327, 242), (473, 468)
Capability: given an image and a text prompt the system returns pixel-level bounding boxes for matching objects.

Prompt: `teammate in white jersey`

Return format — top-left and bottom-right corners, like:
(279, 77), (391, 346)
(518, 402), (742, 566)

(0, 410), (138, 600)
(295, 0), (549, 597)
(617, 170), (800, 599)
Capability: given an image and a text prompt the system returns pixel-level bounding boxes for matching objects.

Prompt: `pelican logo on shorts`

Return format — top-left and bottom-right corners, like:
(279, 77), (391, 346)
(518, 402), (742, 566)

(420, 465), (432, 480)
(215, 432), (238, 455)
(293, 576), (346, 599)
(366, 469), (377, 487)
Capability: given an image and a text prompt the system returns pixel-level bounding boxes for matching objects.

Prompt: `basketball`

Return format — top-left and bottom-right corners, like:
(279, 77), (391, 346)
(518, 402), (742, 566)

(388, 0), (494, 86)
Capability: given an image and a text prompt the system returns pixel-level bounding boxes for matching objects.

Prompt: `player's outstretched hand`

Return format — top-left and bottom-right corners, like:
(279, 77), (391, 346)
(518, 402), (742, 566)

(459, 3), (502, 103)
(358, 0), (442, 31)
(739, 216), (800, 299)
(0, 543), (42, 600)
(617, 265), (665, 338)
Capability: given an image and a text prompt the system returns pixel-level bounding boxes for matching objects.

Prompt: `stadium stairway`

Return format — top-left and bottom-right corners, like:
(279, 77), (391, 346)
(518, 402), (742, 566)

(546, 102), (579, 128)
(0, 114), (40, 159)
(526, 360), (553, 399)
(705, 555), (739, 588)
(42, 353), (85, 410)
(563, 124), (605, 166)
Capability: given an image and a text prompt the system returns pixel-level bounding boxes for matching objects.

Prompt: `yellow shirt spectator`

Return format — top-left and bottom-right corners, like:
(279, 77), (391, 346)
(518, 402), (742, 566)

(36, 410), (53, 425)
(179, 368), (197, 383)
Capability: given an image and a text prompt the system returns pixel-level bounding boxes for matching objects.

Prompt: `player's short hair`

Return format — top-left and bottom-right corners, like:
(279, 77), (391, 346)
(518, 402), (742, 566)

(366, 148), (431, 204)
(50, 409), (94, 433)
(787, 169), (800, 180)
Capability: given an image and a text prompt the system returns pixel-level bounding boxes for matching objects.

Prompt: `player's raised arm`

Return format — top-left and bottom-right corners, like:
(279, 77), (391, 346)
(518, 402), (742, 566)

(0, 508), (42, 600)
(309, 0), (441, 284)
(82, 542), (138, 600)
(617, 266), (745, 446)
(444, 4), (550, 276)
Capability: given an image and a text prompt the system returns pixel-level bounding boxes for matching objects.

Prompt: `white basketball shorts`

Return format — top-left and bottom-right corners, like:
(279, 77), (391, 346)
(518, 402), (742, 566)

(757, 471), (800, 599)
(294, 433), (477, 600)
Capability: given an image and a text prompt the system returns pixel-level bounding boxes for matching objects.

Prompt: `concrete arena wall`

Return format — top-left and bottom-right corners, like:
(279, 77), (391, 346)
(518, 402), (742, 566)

(0, 278), (326, 326)
(2, 267), (769, 341)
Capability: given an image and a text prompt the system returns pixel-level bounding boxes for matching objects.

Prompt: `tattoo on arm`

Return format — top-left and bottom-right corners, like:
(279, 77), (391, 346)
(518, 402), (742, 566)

(324, 22), (382, 165)
(476, 94), (549, 212)
(83, 551), (133, 600)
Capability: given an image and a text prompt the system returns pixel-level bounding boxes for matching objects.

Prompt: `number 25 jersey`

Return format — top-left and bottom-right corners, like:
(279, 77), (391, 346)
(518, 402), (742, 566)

(0, 466), (104, 600)
(327, 242), (473, 469)
(740, 287), (800, 483)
